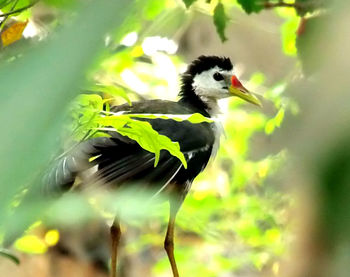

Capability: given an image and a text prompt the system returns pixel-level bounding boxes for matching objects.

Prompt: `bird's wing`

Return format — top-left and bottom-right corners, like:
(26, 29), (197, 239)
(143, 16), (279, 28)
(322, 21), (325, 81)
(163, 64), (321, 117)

(43, 101), (215, 196)
(84, 145), (183, 194)
(84, 116), (214, 193)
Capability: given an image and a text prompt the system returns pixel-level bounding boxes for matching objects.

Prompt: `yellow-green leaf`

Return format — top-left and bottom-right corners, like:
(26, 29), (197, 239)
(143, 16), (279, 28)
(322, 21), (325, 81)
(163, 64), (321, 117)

(90, 84), (131, 105)
(126, 112), (213, 123)
(250, 72), (266, 86)
(265, 119), (275, 135)
(14, 235), (47, 254)
(281, 17), (299, 56)
(97, 115), (187, 168)
(44, 229), (60, 246)
(96, 114), (130, 129)
(275, 108), (285, 127)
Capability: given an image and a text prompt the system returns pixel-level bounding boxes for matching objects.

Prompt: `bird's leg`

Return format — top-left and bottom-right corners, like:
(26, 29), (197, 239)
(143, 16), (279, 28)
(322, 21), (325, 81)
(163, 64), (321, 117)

(164, 201), (181, 277)
(110, 218), (121, 277)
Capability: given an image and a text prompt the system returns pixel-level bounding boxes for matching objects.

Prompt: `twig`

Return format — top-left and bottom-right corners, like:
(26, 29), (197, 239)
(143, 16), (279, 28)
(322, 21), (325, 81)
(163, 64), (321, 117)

(0, 0), (38, 18)
(0, 0), (20, 30)
(264, 1), (301, 9)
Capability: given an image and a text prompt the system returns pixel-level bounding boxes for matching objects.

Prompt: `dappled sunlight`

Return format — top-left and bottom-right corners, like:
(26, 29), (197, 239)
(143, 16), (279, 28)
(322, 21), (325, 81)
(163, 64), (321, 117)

(1, 0), (347, 277)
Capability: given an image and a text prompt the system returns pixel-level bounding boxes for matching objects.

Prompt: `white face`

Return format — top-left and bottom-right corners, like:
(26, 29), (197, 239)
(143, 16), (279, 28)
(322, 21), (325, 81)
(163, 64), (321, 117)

(192, 66), (233, 99)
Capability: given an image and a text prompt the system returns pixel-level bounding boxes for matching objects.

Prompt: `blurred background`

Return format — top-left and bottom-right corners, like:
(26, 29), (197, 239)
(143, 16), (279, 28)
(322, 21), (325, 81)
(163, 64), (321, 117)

(0, 0), (349, 276)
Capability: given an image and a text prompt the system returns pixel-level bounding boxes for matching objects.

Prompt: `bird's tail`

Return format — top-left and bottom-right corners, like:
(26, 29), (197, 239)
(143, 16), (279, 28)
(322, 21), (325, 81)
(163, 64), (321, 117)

(42, 137), (109, 195)
(2, 137), (113, 248)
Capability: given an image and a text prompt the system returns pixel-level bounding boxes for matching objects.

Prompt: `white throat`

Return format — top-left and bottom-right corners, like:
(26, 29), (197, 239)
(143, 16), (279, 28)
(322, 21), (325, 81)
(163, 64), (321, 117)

(199, 96), (221, 116)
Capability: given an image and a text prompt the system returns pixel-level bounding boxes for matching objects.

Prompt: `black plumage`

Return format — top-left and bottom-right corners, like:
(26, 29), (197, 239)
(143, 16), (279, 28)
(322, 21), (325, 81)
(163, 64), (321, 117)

(44, 55), (259, 277)
(44, 100), (215, 198)
(45, 56), (232, 197)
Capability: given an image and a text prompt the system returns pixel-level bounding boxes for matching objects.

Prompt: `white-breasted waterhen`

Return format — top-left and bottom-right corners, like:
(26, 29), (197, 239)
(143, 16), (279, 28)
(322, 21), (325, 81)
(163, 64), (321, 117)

(44, 56), (261, 277)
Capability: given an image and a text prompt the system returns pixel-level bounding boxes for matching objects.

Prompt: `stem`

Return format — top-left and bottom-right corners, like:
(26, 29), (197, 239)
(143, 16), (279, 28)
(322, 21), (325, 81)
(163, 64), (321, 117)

(264, 1), (301, 9)
(0, 0), (38, 18)
(0, 0), (20, 30)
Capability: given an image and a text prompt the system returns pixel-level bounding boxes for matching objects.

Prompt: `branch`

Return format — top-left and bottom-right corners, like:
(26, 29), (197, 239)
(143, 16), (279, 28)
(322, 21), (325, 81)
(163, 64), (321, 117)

(0, 0), (19, 30)
(264, 1), (301, 9)
(0, 1), (38, 18)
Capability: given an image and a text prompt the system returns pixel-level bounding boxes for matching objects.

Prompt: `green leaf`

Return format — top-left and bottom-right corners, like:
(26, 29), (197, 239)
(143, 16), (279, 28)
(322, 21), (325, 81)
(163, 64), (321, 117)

(0, 0), (13, 9)
(264, 108), (285, 135)
(0, 248), (20, 264)
(186, 113), (213, 123)
(281, 17), (299, 56)
(182, 0), (197, 8)
(143, 0), (166, 20)
(0, 0), (32, 13)
(237, 0), (264, 14)
(76, 94), (104, 111)
(96, 114), (130, 130)
(97, 116), (188, 168)
(43, 0), (78, 9)
(90, 84), (131, 105)
(249, 72), (266, 86)
(213, 2), (228, 42)
(123, 112), (213, 123)
(69, 94), (105, 141)
(83, 111), (209, 168)
(274, 108), (285, 127)
(264, 119), (275, 135)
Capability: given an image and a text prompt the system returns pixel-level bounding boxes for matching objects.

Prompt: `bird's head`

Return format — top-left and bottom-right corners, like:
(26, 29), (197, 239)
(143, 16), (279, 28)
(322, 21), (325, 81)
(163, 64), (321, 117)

(180, 56), (261, 111)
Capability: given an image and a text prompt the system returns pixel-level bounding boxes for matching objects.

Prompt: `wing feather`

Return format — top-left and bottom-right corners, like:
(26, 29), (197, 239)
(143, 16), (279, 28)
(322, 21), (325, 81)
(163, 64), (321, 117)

(43, 101), (216, 197)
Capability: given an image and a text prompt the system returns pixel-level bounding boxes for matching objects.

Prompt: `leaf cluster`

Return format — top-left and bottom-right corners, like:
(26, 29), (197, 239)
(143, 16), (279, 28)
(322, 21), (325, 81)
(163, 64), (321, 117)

(182, 0), (326, 43)
(0, 0), (313, 274)
(69, 94), (213, 169)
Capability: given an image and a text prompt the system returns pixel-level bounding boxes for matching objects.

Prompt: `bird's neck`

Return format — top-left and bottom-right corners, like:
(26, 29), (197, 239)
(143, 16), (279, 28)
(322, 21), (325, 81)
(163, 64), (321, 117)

(178, 90), (219, 118)
(196, 96), (220, 116)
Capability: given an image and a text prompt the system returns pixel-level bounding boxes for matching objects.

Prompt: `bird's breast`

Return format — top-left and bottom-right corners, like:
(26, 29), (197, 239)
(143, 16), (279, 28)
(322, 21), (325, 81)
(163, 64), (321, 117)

(210, 121), (224, 159)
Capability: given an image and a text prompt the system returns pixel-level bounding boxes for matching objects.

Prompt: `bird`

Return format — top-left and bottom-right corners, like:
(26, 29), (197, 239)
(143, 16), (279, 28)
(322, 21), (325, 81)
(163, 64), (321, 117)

(43, 55), (261, 277)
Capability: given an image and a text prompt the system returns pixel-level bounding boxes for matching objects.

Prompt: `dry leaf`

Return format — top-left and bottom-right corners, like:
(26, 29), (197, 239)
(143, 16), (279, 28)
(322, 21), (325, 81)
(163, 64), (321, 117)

(1, 21), (28, 47)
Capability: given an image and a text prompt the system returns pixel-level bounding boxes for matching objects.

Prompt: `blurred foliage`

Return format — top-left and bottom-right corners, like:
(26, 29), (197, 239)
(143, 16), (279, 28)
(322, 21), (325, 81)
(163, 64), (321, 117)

(213, 2), (228, 42)
(236, 0), (265, 14)
(0, 0), (333, 276)
(1, 20), (27, 46)
(0, 248), (19, 265)
(0, 0), (134, 249)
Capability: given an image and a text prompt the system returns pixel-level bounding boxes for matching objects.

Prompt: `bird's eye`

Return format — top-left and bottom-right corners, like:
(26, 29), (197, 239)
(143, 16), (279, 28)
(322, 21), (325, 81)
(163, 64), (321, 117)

(213, 72), (224, 81)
